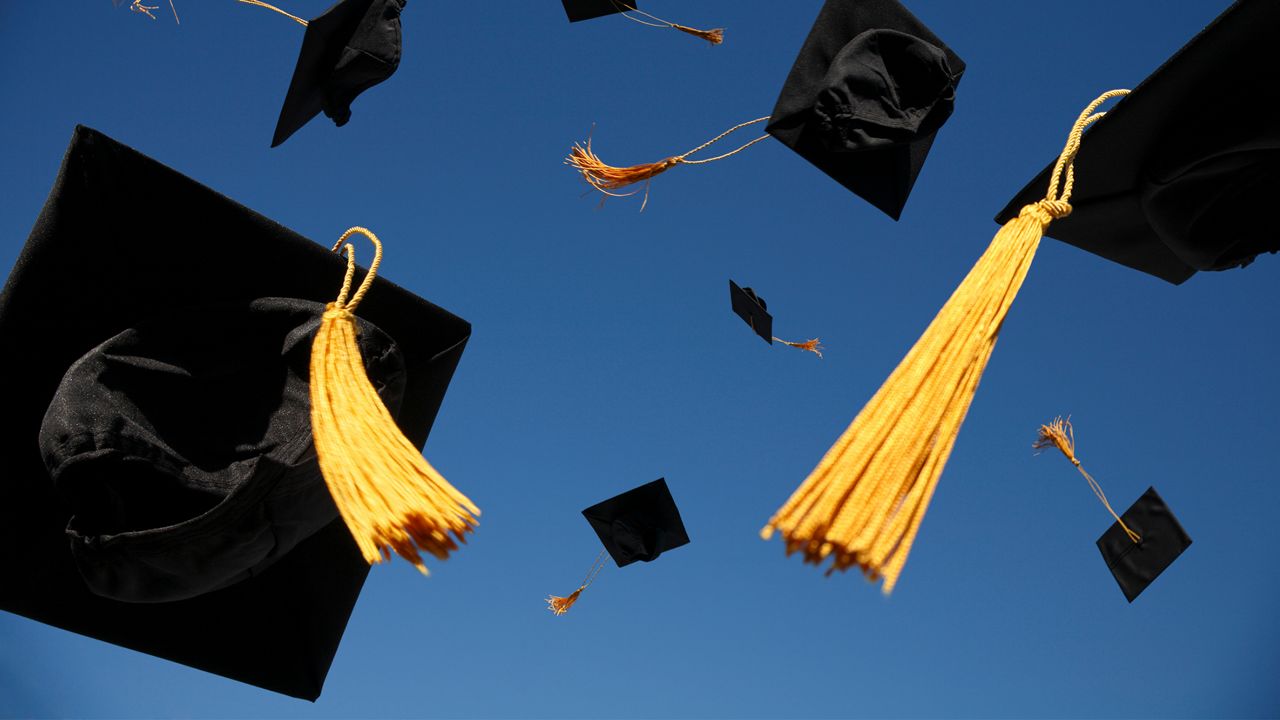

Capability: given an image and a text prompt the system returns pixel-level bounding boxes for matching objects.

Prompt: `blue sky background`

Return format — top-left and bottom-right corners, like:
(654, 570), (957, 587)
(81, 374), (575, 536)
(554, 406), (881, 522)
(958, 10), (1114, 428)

(2, 1), (1278, 717)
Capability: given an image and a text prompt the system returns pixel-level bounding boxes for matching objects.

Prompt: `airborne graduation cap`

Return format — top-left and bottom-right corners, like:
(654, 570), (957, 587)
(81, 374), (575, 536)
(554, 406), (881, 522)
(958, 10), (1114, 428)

(0, 126), (476, 699)
(996, 0), (1280, 283)
(265, 0), (406, 147)
(547, 478), (690, 615)
(560, 1), (724, 45)
(566, 0), (964, 219)
(1035, 418), (1192, 602)
(729, 280), (823, 357)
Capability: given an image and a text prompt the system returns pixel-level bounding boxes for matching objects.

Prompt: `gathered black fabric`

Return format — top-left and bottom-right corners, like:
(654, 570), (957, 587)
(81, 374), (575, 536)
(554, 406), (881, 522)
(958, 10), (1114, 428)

(768, 0), (965, 220)
(272, 0), (406, 147)
(39, 299), (405, 604)
(996, 0), (1279, 284)
(0, 126), (471, 700)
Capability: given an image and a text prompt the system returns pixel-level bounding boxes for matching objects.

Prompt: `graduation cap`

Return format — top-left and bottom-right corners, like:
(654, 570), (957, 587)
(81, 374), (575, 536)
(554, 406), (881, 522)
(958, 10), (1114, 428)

(0, 126), (474, 698)
(1035, 418), (1192, 602)
(761, 90), (1130, 594)
(268, 0), (406, 147)
(729, 280), (823, 357)
(547, 478), (690, 615)
(560, 1), (723, 45)
(565, 0), (963, 219)
(996, 0), (1280, 283)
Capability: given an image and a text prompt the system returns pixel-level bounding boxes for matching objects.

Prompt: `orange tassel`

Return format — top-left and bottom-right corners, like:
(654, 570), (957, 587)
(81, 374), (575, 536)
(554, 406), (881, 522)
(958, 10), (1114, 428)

(546, 588), (584, 616)
(671, 23), (724, 45)
(775, 337), (824, 358)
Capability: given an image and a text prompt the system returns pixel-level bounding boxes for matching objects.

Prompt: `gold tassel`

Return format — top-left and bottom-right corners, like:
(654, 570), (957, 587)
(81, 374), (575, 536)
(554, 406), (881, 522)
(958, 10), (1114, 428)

(774, 337), (824, 358)
(1034, 417), (1141, 543)
(566, 117), (771, 209)
(611, 2), (724, 45)
(547, 550), (607, 616)
(311, 227), (480, 574)
(760, 90), (1130, 594)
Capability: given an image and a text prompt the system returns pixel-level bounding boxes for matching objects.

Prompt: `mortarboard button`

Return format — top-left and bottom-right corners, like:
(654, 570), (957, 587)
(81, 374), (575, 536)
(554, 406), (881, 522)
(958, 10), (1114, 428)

(995, 0), (1280, 283)
(273, 0), (406, 147)
(1097, 487), (1192, 603)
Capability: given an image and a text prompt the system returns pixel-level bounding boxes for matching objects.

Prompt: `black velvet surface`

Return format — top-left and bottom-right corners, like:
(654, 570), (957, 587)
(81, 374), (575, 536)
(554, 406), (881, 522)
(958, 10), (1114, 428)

(582, 478), (690, 568)
(728, 280), (772, 345)
(767, 0), (965, 221)
(1096, 487), (1192, 603)
(995, 0), (1280, 284)
(272, 0), (406, 147)
(39, 299), (405, 604)
(561, 0), (633, 23)
(0, 126), (470, 700)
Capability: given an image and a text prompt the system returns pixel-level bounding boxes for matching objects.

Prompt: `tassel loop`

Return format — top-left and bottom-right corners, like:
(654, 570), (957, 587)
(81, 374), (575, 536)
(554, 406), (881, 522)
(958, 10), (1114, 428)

(611, 1), (724, 45)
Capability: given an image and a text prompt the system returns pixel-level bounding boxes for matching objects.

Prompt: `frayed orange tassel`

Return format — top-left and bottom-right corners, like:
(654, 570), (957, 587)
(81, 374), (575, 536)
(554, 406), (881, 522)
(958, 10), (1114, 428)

(671, 23), (724, 45)
(566, 139), (680, 193)
(775, 337), (824, 358)
(546, 588), (584, 616)
(566, 117), (770, 208)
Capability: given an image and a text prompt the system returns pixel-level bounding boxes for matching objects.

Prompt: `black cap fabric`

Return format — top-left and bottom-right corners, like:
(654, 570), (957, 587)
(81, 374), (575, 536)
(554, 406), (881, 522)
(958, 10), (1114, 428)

(0, 126), (470, 699)
(38, 298), (405, 604)
(561, 0), (632, 23)
(729, 280), (772, 344)
(582, 478), (690, 567)
(767, 0), (965, 220)
(1096, 487), (1192, 603)
(995, 0), (1280, 284)
(272, 0), (406, 147)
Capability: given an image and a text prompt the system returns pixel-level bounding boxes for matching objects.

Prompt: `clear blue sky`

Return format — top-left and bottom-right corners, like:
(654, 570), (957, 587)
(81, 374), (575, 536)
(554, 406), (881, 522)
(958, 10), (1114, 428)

(2, 1), (1277, 718)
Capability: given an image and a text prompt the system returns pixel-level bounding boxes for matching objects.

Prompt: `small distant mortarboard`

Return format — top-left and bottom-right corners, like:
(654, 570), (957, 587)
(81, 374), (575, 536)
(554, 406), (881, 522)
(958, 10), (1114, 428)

(272, 0), (407, 147)
(547, 478), (690, 615)
(996, 0), (1280, 283)
(729, 280), (823, 357)
(1035, 418), (1192, 602)
(566, 0), (963, 218)
(560, 0), (723, 45)
(0, 126), (475, 699)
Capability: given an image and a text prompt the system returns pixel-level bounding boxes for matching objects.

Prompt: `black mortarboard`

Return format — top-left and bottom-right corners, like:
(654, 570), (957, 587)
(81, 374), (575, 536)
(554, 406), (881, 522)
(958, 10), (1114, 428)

(1097, 487), (1192, 603)
(0, 126), (470, 699)
(561, 0), (632, 23)
(996, 0), (1279, 284)
(767, 0), (966, 220)
(582, 478), (690, 567)
(729, 280), (772, 344)
(272, 0), (406, 147)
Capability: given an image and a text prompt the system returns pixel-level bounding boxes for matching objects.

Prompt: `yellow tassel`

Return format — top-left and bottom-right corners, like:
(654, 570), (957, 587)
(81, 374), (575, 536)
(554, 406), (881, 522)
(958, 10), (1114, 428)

(774, 337), (824, 358)
(566, 117), (771, 209)
(761, 90), (1130, 594)
(1034, 416), (1141, 543)
(311, 227), (479, 574)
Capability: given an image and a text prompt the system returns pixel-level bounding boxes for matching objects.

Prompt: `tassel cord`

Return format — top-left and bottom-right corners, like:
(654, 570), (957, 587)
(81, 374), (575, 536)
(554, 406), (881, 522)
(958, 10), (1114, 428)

(547, 550), (608, 616)
(236, 0), (308, 25)
(609, 0), (724, 44)
(1034, 417), (1141, 543)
